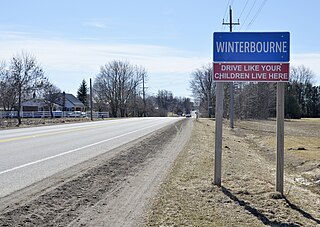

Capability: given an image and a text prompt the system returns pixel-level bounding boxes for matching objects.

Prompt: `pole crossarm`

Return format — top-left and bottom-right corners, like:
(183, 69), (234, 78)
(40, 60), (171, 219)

(222, 6), (240, 32)
(222, 21), (240, 26)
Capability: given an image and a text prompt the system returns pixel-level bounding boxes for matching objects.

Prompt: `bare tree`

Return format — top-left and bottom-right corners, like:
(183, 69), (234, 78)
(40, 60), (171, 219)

(94, 60), (145, 117)
(190, 63), (319, 119)
(42, 82), (62, 118)
(190, 63), (215, 117)
(9, 52), (46, 125)
(286, 65), (316, 118)
(234, 82), (276, 119)
(156, 90), (174, 117)
(290, 65), (314, 85)
(0, 61), (18, 111)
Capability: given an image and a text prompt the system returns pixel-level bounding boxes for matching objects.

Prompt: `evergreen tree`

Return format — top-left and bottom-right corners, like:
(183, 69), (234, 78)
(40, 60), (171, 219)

(77, 79), (88, 106)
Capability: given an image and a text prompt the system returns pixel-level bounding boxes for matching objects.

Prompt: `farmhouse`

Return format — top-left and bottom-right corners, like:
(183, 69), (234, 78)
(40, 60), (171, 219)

(21, 93), (85, 112)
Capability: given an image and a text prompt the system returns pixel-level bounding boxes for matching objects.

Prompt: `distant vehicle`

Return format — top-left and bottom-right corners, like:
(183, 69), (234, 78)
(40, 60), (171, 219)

(67, 111), (86, 118)
(185, 113), (191, 118)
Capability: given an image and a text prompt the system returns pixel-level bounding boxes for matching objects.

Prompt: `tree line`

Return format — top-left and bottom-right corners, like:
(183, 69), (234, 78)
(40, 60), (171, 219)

(190, 64), (320, 119)
(80, 60), (193, 118)
(3, 52), (317, 121)
(0, 53), (193, 125)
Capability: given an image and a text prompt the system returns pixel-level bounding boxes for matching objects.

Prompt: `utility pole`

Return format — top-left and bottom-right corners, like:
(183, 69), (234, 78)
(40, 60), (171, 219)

(208, 90), (210, 118)
(142, 73), (146, 117)
(62, 91), (66, 117)
(90, 78), (93, 121)
(223, 6), (239, 128)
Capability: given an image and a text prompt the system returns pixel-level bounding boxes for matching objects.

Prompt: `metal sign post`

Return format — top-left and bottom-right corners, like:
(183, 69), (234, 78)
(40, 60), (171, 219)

(276, 82), (285, 194)
(214, 82), (224, 186)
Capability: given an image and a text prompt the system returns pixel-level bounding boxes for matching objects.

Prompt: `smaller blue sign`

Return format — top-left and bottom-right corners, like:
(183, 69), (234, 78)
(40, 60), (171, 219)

(213, 32), (290, 62)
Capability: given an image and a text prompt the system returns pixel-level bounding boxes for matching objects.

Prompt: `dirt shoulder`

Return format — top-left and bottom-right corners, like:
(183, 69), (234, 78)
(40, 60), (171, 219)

(0, 119), (192, 226)
(145, 119), (320, 226)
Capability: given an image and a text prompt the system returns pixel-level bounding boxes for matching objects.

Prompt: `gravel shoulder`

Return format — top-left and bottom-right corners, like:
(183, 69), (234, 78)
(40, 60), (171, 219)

(145, 118), (320, 226)
(0, 118), (192, 226)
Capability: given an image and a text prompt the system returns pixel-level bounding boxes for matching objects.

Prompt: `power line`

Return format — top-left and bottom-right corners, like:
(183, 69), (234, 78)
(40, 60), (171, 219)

(246, 0), (268, 30)
(239, 0), (249, 20)
(240, 0), (257, 30)
(223, 0), (231, 21)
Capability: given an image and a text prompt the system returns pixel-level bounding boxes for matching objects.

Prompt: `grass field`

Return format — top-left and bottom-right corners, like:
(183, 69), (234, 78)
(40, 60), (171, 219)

(235, 118), (320, 166)
(145, 118), (320, 226)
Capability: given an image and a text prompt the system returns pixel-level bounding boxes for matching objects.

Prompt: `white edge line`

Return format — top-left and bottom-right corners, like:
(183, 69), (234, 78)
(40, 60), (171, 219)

(0, 119), (176, 176)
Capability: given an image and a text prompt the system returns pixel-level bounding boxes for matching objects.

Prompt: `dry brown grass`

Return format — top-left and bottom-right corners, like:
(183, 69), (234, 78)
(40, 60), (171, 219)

(236, 119), (320, 162)
(145, 118), (320, 226)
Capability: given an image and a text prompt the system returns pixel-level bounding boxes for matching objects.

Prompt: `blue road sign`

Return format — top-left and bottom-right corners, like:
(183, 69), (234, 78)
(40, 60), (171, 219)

(213, 32), (290, 62)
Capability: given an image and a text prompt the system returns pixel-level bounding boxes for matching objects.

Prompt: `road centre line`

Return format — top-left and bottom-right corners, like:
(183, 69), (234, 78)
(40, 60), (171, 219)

(0, 119), (174, 176)
(0, 125), (112, 143)
(0, 119), (149, 143)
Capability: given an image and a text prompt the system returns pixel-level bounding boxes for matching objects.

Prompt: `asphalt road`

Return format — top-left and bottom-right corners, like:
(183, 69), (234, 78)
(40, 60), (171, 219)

(0, 117), (182, 197)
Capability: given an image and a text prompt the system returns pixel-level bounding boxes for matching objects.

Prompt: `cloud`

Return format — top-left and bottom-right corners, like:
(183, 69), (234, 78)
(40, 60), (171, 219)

(0, 32), (206, 75)
(0, 31), (207, 95)
(83, 19), (109, 29)
(1, 31), (319, 88)
(0, 30), (34, 40)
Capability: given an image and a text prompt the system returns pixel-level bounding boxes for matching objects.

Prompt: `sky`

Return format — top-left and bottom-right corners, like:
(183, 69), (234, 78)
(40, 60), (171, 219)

(0, 0), (320, 98)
